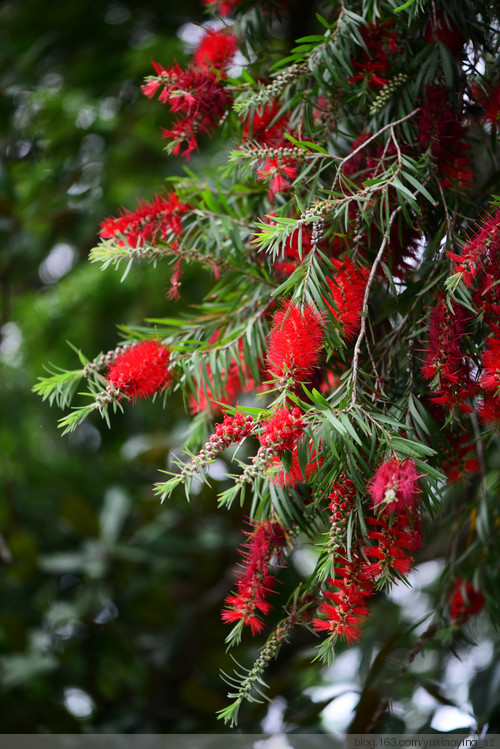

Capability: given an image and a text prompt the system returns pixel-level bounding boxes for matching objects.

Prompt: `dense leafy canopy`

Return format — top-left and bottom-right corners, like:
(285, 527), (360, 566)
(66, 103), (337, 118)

(5, 0), (500, 735)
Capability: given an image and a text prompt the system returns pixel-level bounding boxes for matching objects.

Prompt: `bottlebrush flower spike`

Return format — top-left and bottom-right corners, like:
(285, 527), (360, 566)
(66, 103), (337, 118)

(313, 552), (374, 644)
(272, 441), (321, 487)
(368, 457), (420, 513)
(99, 192), (189, 249)
(142, 61), (232, 159)
(478, 393), (500, 427)
(324, 258), (369, 341)
(480, 333), (500, 394)
(193, 30), (237, 70)
(256, 157), (298, 201)
(449, 578), (485, 624)
(421, 297), (476, 410)
(106, 341), (172, 403)
(242, 102), (290, 146)
(222, 520), (286, 635)
(260, 407), (306, 454)
(266, 300), (324, 384)
(363, 513), (421, 582)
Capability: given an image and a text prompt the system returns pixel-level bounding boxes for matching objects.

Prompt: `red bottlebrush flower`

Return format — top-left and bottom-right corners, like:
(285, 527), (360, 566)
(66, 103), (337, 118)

(260, 407), (306, 454)
(449, 579), (485, 624)
(99, 192), (189, 249)
(448, 209), (500, 324)
(142, 61), (232, 159)
(424, 13), (465, 56)
(348, 22), (399, 90)
(421, 297), (476, 411)
(363, 512), (421, 582)
(267, 300), (324, 383)
(193, 30), (237, 70)
(368, 457), (420, 514)
(418, 85), (462, 159)
(324, 258), (369, 341)
(272, 441), (321, 487)
(480, 334), (500, 394)
(442, 431), (480, 483)
(242, 102), (290, 147)
(474, 81), (500, 129)
(478, 393), (500, 426)
(256, 157), (298, 200)
(222, 520), (286, 635)
(313, 553), (374, 644)
(106, 341), (172, 403)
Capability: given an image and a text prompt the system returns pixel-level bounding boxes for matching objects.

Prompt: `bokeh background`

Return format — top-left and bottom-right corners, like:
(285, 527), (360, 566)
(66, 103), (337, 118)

(1, 0), (499, 734)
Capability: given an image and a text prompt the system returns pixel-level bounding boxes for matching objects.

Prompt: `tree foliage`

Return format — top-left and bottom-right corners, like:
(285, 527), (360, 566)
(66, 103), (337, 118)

(27, 0), (500, 734)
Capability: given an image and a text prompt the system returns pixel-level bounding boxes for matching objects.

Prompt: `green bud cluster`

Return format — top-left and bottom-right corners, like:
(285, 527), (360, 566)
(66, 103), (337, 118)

(369, 73), (409, 116)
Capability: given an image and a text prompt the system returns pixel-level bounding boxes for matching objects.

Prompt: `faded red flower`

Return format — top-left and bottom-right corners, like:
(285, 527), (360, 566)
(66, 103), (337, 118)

(193, 29), (237, 70)
(368, 457), (420, 514)
(267, 300), (324, 383)
(202, 0), (240, 16)
(449, 579), (485, 624)
(99, 192), (189, 248)
(348, 21), (399, 89)
(324, 258), (369, 341)
(106, 341), (172, 403)
(222, 520), (286, 635)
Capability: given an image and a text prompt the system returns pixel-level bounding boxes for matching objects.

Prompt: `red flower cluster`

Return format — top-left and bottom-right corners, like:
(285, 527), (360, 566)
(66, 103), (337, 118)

(193, 29), (237, 70)
(449, 209), (500, 322)
(368, 457), (420, 514)
(449, 579), (485, 624)
(363, 513), (421, 582)
(324, 258), (369, 341)
(211, 413), (255, 448)
(424, 13), (465, 56)
(99, 192), (189, 249)
(441, 431), (480, 483)
(257, 158), (297, 201)
(421, 297), (476, 411)
(260, 407), (306, 453)
(106, 341), (172, 403)
(418, 85), (473, 191)
(272, 441), (321, 487)
(326, 475), (358, 547)
(142, 59), (232, 159)
(349, 22), (400, 89)
(222, 520), (286, 635)
(267, 300), (324, 383)
(313, 553), (374, 644)
(242, 102), (299, 200)
(340, 136), (420, 278)
(473, 81), (500, 130)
